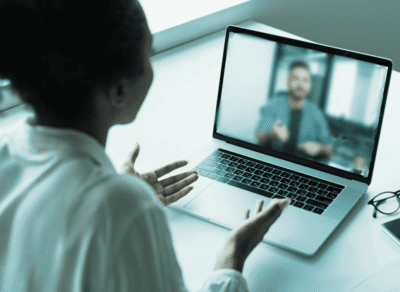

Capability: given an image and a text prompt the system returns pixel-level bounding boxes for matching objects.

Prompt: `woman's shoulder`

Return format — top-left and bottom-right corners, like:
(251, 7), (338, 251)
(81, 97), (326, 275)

(100, 173), (161, 211)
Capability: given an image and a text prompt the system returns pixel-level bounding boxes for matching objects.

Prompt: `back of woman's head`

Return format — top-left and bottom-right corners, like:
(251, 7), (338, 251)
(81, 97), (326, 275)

(0, 0), (146, 121)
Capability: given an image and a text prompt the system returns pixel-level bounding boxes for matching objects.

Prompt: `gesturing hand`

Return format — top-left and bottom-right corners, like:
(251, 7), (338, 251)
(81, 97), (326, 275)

(214, 198), (291, 273)
(297, 141), (322, 157)
(272, 120), (290, 143)
(120, 144), (199, 206)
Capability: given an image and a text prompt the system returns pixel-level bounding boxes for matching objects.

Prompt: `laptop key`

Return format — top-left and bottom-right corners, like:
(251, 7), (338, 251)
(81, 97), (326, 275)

(326, 186), (342, 194)
(242, 178), (252, 185)
(237, 164), (247, 170)
(232, 175), (244, 182)
(281, 178), (291, 184)
(199, 170), (210, 177)
(289, 181), (300, 187)
(308, 180), (319, 187)
(269, 187), (279, 193)
(262, 173), (273, 178)
(251, 175), (261, 181)
(259, 184), (269, 190)
(225, 167), (236, 173)
(280, 172), (291, 178)
(326, 192), (338, 199)
(215, 170), (226, 176)
(212, 151), (223, 157)
(237, 159), (248, 164)
(250, 181), (261, 188)
(254, 164), (265, 170)
(278, 190), (288, 196)
(197, 164), (217, 173)
(290, 175), (300, 181)
(203, 160), (218, 167)
(221, 154), (231, 159)
(308, 187), (318, 193)
(296, 189), (307, 196)
(305, 192), (316, 199)
(272, 169), (282, 175)
(269, 181), (279, 187)
(216, 164), (227, 170)
(229, 156), (239, 162)
(296, 195), (307, 202)
(287, 186), (297, 192)
(272, 195), (285, 200)
(317, 189), (328, 196)
(207, 156), (222, 162)
(317, 183), (328, 189)
(312, 208), (324, 215)
(303, 205), (314, 212)
(208, 174), (219, 180)
(298, 184), (309, 190)
(263, 167), (273, 172)
(224, 173), (235, 179)
(287, 193), (297, 200)
(242, 172), (253, 178)
(246, 162), (256, 167)
(245, 167), (256, 173)
(293, 202), (305, 208)
(271, 175), (282, 181)
(315, 195), (333, 204)
(298, 178), (309, 184)
(217, 177), (229, 183)
(305, 199), (328, 209)
(234, 170), (244, 175)
(278, 183), (289, 189)
(254, 170), (264, 176)
(228, 162), (239, 167)
(260, 178), (270, 184)
(227, 180), (274, 198)
(219, 159), (230, 165)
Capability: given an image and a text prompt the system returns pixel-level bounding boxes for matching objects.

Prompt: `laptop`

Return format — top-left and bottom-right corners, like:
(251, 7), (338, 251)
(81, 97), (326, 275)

(169, 25), (393, 257)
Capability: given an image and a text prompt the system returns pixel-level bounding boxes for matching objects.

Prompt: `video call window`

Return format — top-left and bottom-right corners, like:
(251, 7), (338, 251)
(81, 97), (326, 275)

(216, 32), (388, 177)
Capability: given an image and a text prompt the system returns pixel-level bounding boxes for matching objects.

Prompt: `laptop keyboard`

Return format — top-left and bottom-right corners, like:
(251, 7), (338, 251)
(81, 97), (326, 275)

(194, 149), (344, 215)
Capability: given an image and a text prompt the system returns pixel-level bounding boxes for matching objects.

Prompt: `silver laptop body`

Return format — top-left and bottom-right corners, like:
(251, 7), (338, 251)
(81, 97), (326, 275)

(170, 26), (393, 257)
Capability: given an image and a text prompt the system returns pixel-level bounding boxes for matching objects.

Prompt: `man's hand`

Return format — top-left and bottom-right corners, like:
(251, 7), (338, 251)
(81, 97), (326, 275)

(120, 144), (199, 206)
(272, 120), (289, 143)
(297, 142), (333, 157)
(214, 198), (291, 273)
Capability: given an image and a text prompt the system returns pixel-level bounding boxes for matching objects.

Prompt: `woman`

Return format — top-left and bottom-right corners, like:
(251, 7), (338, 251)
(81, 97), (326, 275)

(0, 0), (291, 291)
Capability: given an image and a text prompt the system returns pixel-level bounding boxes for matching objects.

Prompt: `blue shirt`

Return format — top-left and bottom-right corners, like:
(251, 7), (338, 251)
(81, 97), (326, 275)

(256, 94), (333, 152)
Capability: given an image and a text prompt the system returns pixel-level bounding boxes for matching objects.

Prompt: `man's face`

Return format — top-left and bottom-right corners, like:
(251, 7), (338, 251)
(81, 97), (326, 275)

(287, 67), (311, 100)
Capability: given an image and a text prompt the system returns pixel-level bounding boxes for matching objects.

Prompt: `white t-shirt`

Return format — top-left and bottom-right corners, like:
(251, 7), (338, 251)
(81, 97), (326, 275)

(0, 115), (248, 292)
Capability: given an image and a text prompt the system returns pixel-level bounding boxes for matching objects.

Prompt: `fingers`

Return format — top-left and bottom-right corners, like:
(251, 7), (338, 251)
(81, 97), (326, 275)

(154, 160), (188, 178)
(163, 173), (198, 196)
(244, 209), (250, 220)
(128, 143), (140, 164)
(255, 200), (264, 214)
(262, 198), (291, 219)
(159, 170), (198, 187)
(163, 186), (194, 206)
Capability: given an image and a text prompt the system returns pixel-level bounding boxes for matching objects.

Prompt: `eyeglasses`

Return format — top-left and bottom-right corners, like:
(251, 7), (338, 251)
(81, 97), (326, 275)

(368, 190), (400, 218)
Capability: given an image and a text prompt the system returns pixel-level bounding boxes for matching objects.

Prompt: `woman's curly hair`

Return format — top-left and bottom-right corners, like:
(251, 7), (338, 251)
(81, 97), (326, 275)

(0, 0), (146, 121)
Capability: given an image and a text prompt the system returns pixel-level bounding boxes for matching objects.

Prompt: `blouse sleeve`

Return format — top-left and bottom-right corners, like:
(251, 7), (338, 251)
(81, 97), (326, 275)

(91, 174), (249, 292)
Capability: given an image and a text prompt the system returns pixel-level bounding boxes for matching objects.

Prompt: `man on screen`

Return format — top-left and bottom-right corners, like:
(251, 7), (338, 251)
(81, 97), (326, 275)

(256, 60), (333, 159)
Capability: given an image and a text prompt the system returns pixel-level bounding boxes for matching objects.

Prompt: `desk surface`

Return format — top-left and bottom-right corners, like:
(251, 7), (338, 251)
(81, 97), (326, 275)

(106, 21), (400, 292)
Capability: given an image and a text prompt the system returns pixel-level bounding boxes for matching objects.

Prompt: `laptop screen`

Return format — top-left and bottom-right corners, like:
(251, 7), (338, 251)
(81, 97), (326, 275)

(214, 27), (391, 181)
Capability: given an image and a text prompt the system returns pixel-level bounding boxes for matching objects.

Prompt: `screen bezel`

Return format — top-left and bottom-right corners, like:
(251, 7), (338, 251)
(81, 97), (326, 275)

(212, 25), (393, 185)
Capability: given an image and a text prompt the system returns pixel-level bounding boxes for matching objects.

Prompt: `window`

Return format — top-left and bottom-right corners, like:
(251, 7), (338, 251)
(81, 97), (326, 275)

(141, 0), (249, 33)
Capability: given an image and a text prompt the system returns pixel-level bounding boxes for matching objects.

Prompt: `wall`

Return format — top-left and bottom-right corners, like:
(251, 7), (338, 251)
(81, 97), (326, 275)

(251, 0), (400, 72)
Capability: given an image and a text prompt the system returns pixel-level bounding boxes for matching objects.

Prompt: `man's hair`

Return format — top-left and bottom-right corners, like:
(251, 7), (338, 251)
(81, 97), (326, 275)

(289, 60), (310, 73)
(0, 0), (146, 121)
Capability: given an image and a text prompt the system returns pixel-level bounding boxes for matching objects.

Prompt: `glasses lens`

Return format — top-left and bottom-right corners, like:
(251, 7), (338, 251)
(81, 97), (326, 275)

(374, 192), (400, 214)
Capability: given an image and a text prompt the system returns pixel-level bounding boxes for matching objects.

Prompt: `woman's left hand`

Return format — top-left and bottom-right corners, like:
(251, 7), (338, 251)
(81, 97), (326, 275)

(120, 144), (199, 206)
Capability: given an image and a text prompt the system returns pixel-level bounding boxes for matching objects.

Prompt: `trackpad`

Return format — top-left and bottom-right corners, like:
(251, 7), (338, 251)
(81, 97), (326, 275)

(185, 181), (272, 229)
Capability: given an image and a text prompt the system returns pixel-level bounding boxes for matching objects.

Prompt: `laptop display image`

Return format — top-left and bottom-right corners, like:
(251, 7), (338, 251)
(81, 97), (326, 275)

(170, 26), (392, 257)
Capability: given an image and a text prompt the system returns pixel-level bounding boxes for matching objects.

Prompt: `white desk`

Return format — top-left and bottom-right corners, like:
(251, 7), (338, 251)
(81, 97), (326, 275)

(106, 21), (400, 291)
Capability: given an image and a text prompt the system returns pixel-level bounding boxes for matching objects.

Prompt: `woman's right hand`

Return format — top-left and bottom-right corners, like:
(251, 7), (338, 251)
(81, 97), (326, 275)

(214, 198), (291, 273)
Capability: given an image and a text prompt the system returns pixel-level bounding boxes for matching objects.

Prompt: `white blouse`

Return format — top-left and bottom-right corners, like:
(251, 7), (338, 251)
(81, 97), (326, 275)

(0, 116), (248, 292)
